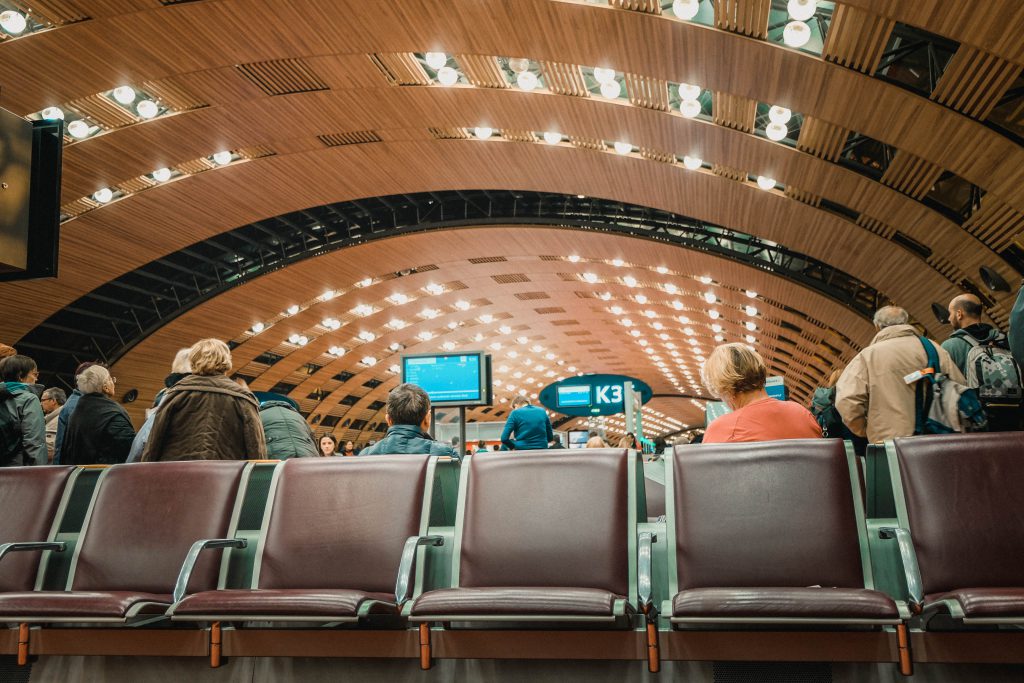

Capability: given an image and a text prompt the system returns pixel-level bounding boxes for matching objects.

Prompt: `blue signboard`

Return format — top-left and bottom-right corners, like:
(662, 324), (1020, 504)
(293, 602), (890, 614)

(539, 374), (653, 416)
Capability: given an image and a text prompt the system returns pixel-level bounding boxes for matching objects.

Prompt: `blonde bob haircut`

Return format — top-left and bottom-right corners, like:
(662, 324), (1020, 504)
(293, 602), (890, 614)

(701, 343), (768, 399)
(188, 338), (232, 376)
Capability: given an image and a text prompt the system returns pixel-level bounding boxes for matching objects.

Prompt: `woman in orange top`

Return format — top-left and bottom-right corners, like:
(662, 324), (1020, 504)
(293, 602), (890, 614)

(701, 343), (822, 444)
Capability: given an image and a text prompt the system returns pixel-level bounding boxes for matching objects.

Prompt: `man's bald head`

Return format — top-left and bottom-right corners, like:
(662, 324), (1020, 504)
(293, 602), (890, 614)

(948, 294), (983, 330)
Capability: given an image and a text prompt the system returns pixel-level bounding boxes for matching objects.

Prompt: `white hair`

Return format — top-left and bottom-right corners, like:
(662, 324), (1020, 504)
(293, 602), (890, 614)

(171, 347), (192, 374)
(77, 365), (112, 395)
(873, 306), (909, 329)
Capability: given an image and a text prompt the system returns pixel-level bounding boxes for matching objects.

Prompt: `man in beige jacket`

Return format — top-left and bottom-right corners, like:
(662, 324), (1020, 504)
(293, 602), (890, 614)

(836, 306), (966, 443)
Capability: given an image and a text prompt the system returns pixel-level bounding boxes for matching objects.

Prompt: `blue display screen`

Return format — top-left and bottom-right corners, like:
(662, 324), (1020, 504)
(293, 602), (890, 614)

(557, 385), (591, 407)
(403, 354), (482, 403)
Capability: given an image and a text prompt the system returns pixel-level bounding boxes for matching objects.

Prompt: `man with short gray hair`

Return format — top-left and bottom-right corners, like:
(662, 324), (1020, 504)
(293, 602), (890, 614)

(836, 305), (965, 443)
(61, 366), (135, 465)
(360, 383), (455, 457)
(40, 387), (67, 463)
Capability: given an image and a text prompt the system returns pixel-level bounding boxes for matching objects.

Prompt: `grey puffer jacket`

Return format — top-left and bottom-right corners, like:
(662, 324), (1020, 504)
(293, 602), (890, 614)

(259, 400), (318, 460)
(0, 382), (46, 466)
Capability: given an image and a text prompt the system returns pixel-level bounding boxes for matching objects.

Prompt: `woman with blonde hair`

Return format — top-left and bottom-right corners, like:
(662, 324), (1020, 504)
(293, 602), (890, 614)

(142, 339), (266, 461)
(701, 343), (821, 443)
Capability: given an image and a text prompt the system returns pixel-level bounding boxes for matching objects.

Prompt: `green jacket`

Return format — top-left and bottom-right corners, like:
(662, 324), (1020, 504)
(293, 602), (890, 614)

(259, 400), (318, 460)
(1, 382), (46, 467)
(941, 324), (1003, 377)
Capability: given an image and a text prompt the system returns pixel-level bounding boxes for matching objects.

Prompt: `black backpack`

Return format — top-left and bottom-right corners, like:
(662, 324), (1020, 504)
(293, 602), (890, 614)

(0, 384), (23, 466)
(810, 387), (846, 439)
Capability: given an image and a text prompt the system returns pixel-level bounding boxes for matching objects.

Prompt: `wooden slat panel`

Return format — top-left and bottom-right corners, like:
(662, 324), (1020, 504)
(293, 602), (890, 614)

(624, 73), (669, 111)
(880, 150), (944, 200)
(540, 62), (589, 97)
(236, 145), (277, 159)
(712, 92), (756, 132)
(60, 196), (99, 217)
(369, 53), (430, 86)
(931, 45), (1024, 120)
(821, 4), (895, 74)
(317, 131), (382, 146)
(610, 0), (661, 14)
(785, 186), (822, 207)
(235, 58), (329, 96)
(712, 164), (746, 181)
(796, 117), (851, 161)
(926, 254), (966, 284)
(501, 129), (537, 142)
(455, 54), (509, 89)
(11, 0), (90, 24)
(963, 195), (1024, 252)
(713, 0), (771, 39)
(115, 176), (154, 194)
(174, 157), (215, 175)
(66, 93), (137, 129)
(639, 147), (674, 163)
(856, 214), (896, 238)
(427, 127), (469, 140)
(142, 77), (209, 111)
(569, 135), (605, 150)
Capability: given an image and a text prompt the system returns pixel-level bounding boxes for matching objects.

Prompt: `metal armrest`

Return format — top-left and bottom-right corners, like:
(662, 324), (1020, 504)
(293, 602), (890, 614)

(172, 538), (247, 603)
(879, 527), (923, 612)
(0, 542), (66, 563)
(395, 535), (444, 605)
(638, 532), (658, 616)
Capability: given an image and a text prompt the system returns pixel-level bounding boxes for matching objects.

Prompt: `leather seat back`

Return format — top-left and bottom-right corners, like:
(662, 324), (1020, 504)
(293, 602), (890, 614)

(0, 466), (75, 592)
(458, 449), (630, 595)
(256, 455), (430, 592)
(893, 434), (1024, 593)
(71, 461), (248, 594)
(672, 440), (865, 589)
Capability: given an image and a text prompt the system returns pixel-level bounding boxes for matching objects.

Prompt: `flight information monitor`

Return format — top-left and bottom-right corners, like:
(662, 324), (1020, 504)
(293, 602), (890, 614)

(401, 352), (491, 407)
(557, 384), (591, 408)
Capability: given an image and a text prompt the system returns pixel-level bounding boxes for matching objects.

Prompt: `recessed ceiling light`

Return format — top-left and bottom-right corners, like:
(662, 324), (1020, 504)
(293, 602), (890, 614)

(353, 304), (374, 317)
(420, 308), (439, 319)
(212, 151), (232, 165)
(358, 330), (376, 342)
(417, 331), (433, 341)
(756, 176), (777, 190)
(251, 322), (265, 334)
(745, 321), (757, 331)
(67, 120), (90, 139)
(479, 313), (494, 324)
(783, 20), (811, 47)
(474, 126), (493, 140)
(745, 305), (759, 316)
(454, 300), (471, 310)
(447, 321), (459, 330)
(389, 342), (402, 351)
(499, 325), (512, 334)
(388, 318), (407, 329)
(112, 86), (136, 105)
(582, 272), (599, 283)
(765, 122), (788, 141)
(92, 188), (113, 203)
(623, 276), (638, 287)
(437, 66), (458, 86)
(40, 107), (64, 120)
(680, 99), (701, 118)
(356, 277), (373, 288)
(150, 167), (171, 183)
(424, 283), (444, 295)
(768, 105), (792, 124)
(593, 67), (616, 84)
(703, 291), (717, 303)
(745, 290), (758, 298)
(136, 99), (158, 119)
(361, 356), (377, 366)
(425, 52), (448, 70)
(516, 71), (538, 91)
(329, 345), (345, 357)
(709, 310), (721, 319)
(285, 305), (300, 316)
(0, 10), (28, 34)
(787, 0), (817, 21)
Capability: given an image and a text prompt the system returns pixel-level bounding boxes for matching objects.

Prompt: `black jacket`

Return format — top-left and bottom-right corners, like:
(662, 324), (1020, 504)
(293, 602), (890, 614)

(62, 393), (136, 465)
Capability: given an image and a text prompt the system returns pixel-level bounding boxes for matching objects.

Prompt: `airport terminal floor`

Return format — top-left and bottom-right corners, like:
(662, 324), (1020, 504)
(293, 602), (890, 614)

(1, 0), (1024, 681)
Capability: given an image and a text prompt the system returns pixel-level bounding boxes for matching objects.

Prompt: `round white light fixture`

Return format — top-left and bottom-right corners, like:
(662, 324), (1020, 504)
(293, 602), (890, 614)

(151, 167), (172, 182)
(593, 67), (616, 84)
(286, 305), (300, 316)
(0, 10), (27, 34)
(508, 57), (530, 73)
(600, 79), (622, 99)
(768, 105), (792, 124)
(678, 83), (702, 100)
(783, 20), (811, 47)
(358, 330), (376, 342)
(679, 98), (701, 118)
(745, 305), (759, 316)
(703, 291), (717, 304)
(67, 120), (90, 139)
(567, 254), (580, 262)
(623, 276), (638, 287)
(212, 151), (232, 165)
(746, 290), (758, 298)
(672, 0), (700, 20)
(425, 52), (448, 70)
(682, 155), (703, 170)
(745, 321), (757, 331)
(613, 141), (632, 155)
(516, 71), (538, 91)
(745, 335), (756, 344)
(473, 126), (493, 140)
(40, 107), (64, 120)
(765, 121), (788, 141)
(361, 356), (377, 366)
(442, 341), (456, 351)
(454, 300), (471, 311)
(112, 86), (136, 105)
(756, 176), (776, 191)
(288, 334), (301, 344)
(357, 277), (373, 288)
(136, 99), (158, 119)
(436, 66), (458, 86)
(787, 0), (817, 21)
(92, 188), (113, 204)
(708, 310), (721, 319)
(582, 272), (599, 283)
(543, 131), (562, 145)
(251, 322), (265, 334)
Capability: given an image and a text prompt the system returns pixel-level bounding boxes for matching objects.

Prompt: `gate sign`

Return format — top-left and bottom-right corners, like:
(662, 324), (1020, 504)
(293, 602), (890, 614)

(540, 374), (653, 417)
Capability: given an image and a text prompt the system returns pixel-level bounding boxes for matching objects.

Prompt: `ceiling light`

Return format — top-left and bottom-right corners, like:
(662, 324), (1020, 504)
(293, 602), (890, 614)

(680, 99), (701, 118)
(417, 331), (433, 341)
(658, 333), (670, 341)
(629, 329), (642, 338)
(356, 277), (373, 288)
(442, 341), (457, 351)
(454, 299), (471, 310)
(0, 10), (27, 34)
(567, 366), (577, 373)
(745, 321), (757, 331)
(787, 0), (816, 21)
(358, 330), (376, 342)
(490, 343), (503, 352)
(678, 83), (702, 101)
(150, 167), (171, 182)
(638, 339), (648, 347)
(353, 304), (374, 317)
(112, 86), (136, 104)
(545, 352), (556, 360)
(286, 305), (300, 316)
(388, 318), (407, 329)
(507, 57), (531, 73)
(635, 294), (648, 304)
(67, 120), (90, 139)
(783, 20), (811, 47)
(136, 99), (158, 119)
(600, 80), (622, 99)
(361, 356), (377, 366)
(672, 301), (685, 311)
(92, 188), (113, 203)
(672, 0), (700, 20)
(614, 141), (632, 155)
(499, 324), (513, 334)
(567, 254), (580, 262)
(420, 308), (439, 319)
(582, 272), (599, 283)
(745, 290), (758, 298)
(756, 176), (776, 190)
(610, 305), (624, 315)
(677, 315), (690, 324)
(212, 151), (232, 165)
(711, 323), (722, 333)
(516, 336), (529, 345)
(479, 313), (494, 324)
(768, 105), (792, 124)
(321, 317), (341, 330)
(508, 350), (519, 359)
(684, 327), (696, 336)
(652, 322), (664, 330)
(623, 275), (638, 287)
(531, 344), (544, 353)
(251, 322), (265, 334)
(329, 345), (345, 357)
(388, 293), (409, 305)
(745, 305), (759, 316)
(709, 310), (721, 319)
(473, 333), (484, 342)
(389, 342), (402, 351)
(388, 364), (400, 374)
(703, 291), (717, 303)
(765, 122), (788, 141)
(40, 107), (64, 120)
(664, 283), (678, 294)
(424, 283), (444, 295)
(544, 131), (562, 145)
(288, 333), (301, 344)
(643, 310), (657, 318)
(745, 334), (756, 343)
(425, 52), (448, 70)
(593, 67), (616, 84)
(516, 71), (538, 91)
(436, 66), (459, 86)
(699, 276), (713, 284)
(474, 126), (493, 140)
(598, 291), (612, 301)
(620, 318), (633, 327)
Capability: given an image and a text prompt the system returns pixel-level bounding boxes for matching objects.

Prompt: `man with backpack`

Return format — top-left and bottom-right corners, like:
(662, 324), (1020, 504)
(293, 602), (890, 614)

(942, 294), (1023, 431)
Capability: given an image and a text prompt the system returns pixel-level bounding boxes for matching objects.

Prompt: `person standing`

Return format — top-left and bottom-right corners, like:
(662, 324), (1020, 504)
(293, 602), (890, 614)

(500, 395), (553, 451)
(0, 354), (46, 466)
(40, 387), (67, 463)
(259, 398), (318, 459)
(62, 366), (136, 466)
(53, 361), (97, 464)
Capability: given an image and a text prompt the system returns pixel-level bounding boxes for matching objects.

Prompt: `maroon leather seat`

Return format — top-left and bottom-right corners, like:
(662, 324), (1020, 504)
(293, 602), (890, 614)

(668, 440), (900, 624)
(171, 455), (431, 621)
(410, 449), (634, 622)
(0, 467), (76, 593)
(892, 434), (1024, 623)
(0, 461), (248, 622)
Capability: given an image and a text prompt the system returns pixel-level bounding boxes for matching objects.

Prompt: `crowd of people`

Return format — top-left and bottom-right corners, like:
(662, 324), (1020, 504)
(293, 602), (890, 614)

(2, 287), (1022, 467)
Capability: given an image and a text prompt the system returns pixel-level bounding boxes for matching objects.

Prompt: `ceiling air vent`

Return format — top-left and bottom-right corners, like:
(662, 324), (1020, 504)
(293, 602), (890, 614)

(468, 256), (508, 264)
(514, 291), (550, 300)
(236, 58), (329, 96)
(317, 131), (382, 147)
(491, 273), (531, 284)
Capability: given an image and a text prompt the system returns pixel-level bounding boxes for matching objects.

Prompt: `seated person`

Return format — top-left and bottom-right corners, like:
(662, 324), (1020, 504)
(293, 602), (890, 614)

(360, 383), (455, 457)
(701, 343), (822, 443)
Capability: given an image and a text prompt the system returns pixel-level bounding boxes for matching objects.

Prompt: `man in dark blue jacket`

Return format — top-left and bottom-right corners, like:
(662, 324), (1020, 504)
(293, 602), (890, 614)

(500, 395), (553, 451)
(360, 383), (454, 457)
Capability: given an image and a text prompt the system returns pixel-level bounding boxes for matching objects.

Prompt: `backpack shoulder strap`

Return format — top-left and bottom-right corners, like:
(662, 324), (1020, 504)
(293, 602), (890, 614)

(919, 336), (940, 374)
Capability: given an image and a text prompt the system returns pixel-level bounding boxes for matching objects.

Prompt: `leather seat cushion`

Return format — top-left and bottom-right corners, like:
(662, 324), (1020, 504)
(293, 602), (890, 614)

(411, 587), (627, 617)
(0, 591), (171, 619)
(172, 589), (397, 617)
(672, 587), (900, 620)
(925, 588), (1024, 618)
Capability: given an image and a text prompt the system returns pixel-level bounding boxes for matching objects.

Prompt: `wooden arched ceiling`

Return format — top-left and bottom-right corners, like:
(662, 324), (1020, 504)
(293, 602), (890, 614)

(0, 0), (1021, 434)
(110, 227), (876, 442)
